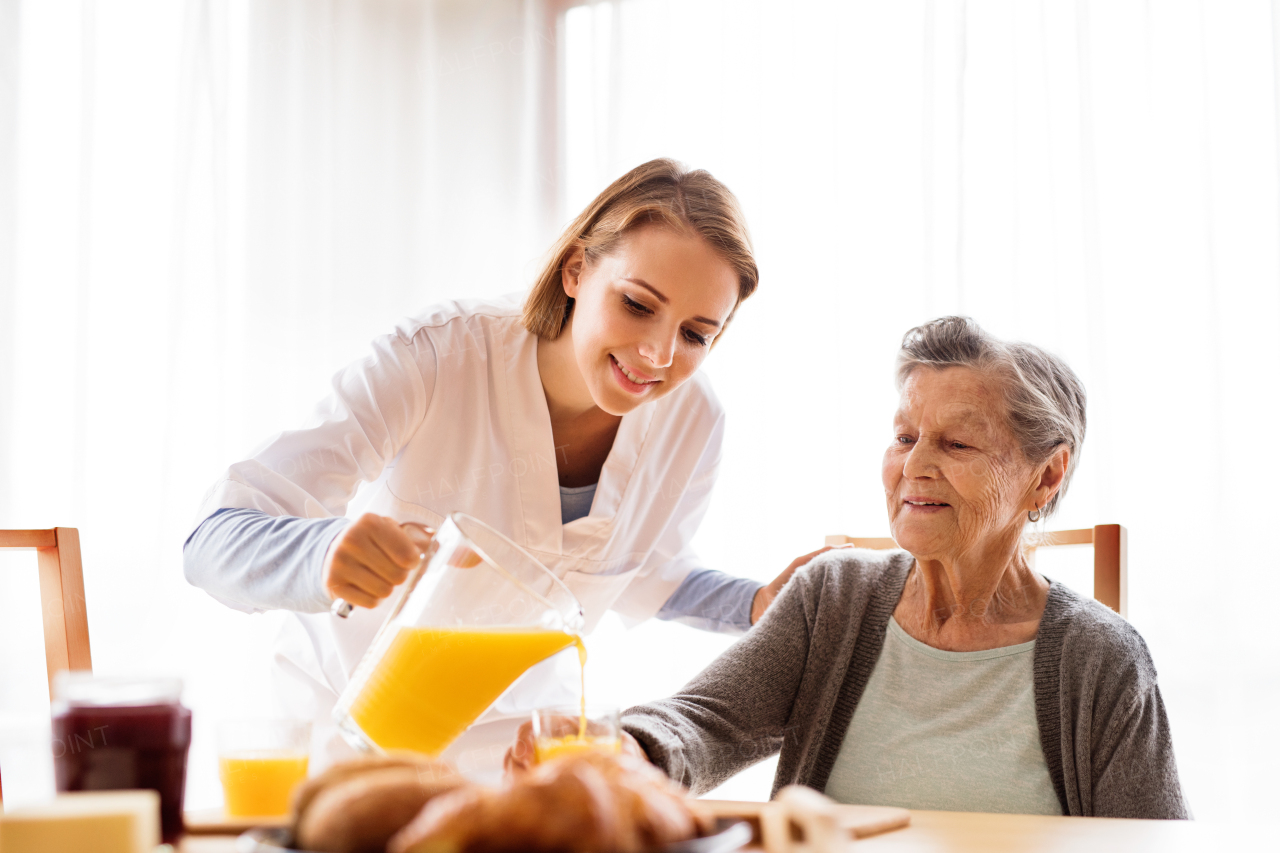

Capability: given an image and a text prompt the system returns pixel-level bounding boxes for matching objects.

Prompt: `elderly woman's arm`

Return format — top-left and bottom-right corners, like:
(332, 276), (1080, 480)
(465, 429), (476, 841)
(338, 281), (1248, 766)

(1053, 604), (1190, 819)
(1093, 684), (1188, 818)
(621, 569), (813, 795)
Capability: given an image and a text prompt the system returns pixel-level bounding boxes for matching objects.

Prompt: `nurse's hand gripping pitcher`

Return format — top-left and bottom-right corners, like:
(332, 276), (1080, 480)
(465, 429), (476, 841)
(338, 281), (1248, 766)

(334, 513), (585, 757)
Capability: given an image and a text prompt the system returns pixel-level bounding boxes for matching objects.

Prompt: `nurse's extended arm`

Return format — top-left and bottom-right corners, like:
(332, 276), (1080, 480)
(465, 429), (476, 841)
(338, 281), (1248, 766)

(184, 328), (437, 613)
(655, 568), (761, 633)
(653, 546), (839, 634)
(189, 506), (763, 623)
(183, 508), (347, 613)
(185, 506), (429, 614)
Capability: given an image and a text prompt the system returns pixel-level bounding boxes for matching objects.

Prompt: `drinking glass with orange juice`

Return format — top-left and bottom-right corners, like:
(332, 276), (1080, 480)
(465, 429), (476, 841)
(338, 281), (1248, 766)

(332, 513), (585, 758)
(217, 719), (310, 817)
(532, 707), (621, 763)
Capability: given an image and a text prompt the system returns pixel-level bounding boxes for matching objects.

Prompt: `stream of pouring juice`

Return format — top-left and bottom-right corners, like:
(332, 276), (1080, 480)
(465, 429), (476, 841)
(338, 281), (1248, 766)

(348, 626), (585, 756)
(533, 641), (622, 762)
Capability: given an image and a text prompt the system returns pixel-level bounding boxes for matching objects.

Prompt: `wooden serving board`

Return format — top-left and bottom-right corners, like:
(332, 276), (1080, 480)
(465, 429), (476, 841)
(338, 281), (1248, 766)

(183, 798), (909, 843)
(693, 799), (910, 840)
(183, 808), (289, 835)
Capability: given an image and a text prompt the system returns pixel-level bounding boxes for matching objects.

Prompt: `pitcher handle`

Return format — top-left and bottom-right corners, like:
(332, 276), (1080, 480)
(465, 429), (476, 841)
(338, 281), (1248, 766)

(330, 524), (438, 619)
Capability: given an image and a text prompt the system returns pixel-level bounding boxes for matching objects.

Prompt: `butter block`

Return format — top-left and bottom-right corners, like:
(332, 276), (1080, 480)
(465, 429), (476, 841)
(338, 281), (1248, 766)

(0, 790), (160, 853)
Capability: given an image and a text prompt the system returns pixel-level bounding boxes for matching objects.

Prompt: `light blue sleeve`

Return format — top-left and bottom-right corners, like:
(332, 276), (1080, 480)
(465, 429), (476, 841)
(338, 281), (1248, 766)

(182, 507), (350, 614)
(655, 568), (763, 635)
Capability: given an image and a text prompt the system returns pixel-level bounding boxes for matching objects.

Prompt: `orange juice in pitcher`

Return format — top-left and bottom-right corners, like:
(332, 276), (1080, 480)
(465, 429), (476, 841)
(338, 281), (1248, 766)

(348, 627), (582, 755)
(334, 513), (585, 757)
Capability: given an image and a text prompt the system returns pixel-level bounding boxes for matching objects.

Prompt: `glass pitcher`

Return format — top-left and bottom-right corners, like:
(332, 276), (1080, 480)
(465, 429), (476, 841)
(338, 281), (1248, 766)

(333, 512), (584, 757)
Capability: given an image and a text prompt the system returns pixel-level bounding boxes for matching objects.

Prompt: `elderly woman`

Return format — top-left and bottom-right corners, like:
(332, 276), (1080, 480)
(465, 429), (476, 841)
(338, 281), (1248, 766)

(521, 317), (1187, 818)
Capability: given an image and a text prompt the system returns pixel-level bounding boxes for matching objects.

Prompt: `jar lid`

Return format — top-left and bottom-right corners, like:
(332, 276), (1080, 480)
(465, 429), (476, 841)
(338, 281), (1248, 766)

(53, 673), (183, 706)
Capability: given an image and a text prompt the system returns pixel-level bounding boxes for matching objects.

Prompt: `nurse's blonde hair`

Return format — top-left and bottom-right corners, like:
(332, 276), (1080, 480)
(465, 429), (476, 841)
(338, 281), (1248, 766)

(523, 158), (758, 343)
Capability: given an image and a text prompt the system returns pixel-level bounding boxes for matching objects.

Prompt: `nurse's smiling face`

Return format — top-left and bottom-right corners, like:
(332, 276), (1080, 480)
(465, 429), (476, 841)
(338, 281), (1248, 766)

(561, 225), (740, 415)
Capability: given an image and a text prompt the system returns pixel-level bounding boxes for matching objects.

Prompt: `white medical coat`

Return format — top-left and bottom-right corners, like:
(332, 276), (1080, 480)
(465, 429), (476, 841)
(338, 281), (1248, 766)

(192, 296), (725, 769)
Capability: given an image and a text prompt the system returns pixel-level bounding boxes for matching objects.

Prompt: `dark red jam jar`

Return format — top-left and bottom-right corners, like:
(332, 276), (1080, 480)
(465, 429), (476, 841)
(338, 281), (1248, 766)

(51, 674), (192, 843)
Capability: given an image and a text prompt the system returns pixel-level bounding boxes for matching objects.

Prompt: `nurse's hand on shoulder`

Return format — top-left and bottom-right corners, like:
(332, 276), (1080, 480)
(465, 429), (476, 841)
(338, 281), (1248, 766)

(750, 545), (848, 625)
(322, 514), (434, 609)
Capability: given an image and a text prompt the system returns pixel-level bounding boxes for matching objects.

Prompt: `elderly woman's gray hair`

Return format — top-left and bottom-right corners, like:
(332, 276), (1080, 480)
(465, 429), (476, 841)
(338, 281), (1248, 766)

(895, 317), (1087, 519)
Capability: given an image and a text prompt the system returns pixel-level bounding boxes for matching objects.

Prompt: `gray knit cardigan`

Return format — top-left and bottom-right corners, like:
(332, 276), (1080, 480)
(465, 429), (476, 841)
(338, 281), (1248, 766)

(623, 549), (1188, 819)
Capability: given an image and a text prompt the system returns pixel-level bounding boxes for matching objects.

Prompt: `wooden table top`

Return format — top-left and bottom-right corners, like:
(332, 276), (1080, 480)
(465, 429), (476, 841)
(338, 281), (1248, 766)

(176, 809), (1261, 852)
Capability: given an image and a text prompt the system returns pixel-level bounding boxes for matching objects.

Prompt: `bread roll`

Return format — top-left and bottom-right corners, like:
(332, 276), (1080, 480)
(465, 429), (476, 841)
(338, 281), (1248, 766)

(292, 757), (466, 853)
(292, 755), (448, 821)
(389, 752), (697, 853)
(607, 765), (698, 848)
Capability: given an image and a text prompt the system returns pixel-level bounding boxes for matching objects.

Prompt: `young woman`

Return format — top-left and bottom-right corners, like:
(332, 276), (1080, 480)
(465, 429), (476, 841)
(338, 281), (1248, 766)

(183, 159), (818, 771)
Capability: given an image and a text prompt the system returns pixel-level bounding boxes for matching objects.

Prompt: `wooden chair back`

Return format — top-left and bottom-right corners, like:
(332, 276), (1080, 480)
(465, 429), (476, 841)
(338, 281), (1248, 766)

(0, 528), (94, 698)
(824, 524), (1128, 617)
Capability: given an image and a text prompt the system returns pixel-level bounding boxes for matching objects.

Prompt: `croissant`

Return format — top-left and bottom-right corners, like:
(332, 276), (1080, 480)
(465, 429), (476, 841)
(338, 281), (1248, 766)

(291, 756), (467, 853)
(389, 752), (698, 853)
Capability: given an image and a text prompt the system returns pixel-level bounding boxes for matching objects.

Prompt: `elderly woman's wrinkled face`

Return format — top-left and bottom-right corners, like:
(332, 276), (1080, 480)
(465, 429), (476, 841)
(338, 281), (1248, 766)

(883, 366), (1038, 560)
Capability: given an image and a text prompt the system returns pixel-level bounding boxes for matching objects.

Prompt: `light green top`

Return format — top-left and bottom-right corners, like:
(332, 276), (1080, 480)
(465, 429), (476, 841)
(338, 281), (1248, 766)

(823, 616), (1062, 815)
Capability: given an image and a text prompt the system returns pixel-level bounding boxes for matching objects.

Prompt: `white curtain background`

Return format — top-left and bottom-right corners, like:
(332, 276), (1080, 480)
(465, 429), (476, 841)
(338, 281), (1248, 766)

(1, 0), (1277, 822)
(0, 0), (561, 810)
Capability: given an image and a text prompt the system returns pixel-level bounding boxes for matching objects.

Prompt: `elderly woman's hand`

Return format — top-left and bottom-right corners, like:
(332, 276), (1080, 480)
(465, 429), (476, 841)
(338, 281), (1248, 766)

(750, 546), (845, 625)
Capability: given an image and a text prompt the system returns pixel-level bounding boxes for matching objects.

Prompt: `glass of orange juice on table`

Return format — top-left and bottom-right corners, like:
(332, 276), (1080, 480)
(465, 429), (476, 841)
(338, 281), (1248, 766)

(532, 706), (621, 762)
(217, 719), (310, 817)
(332, 513), (586, 757)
